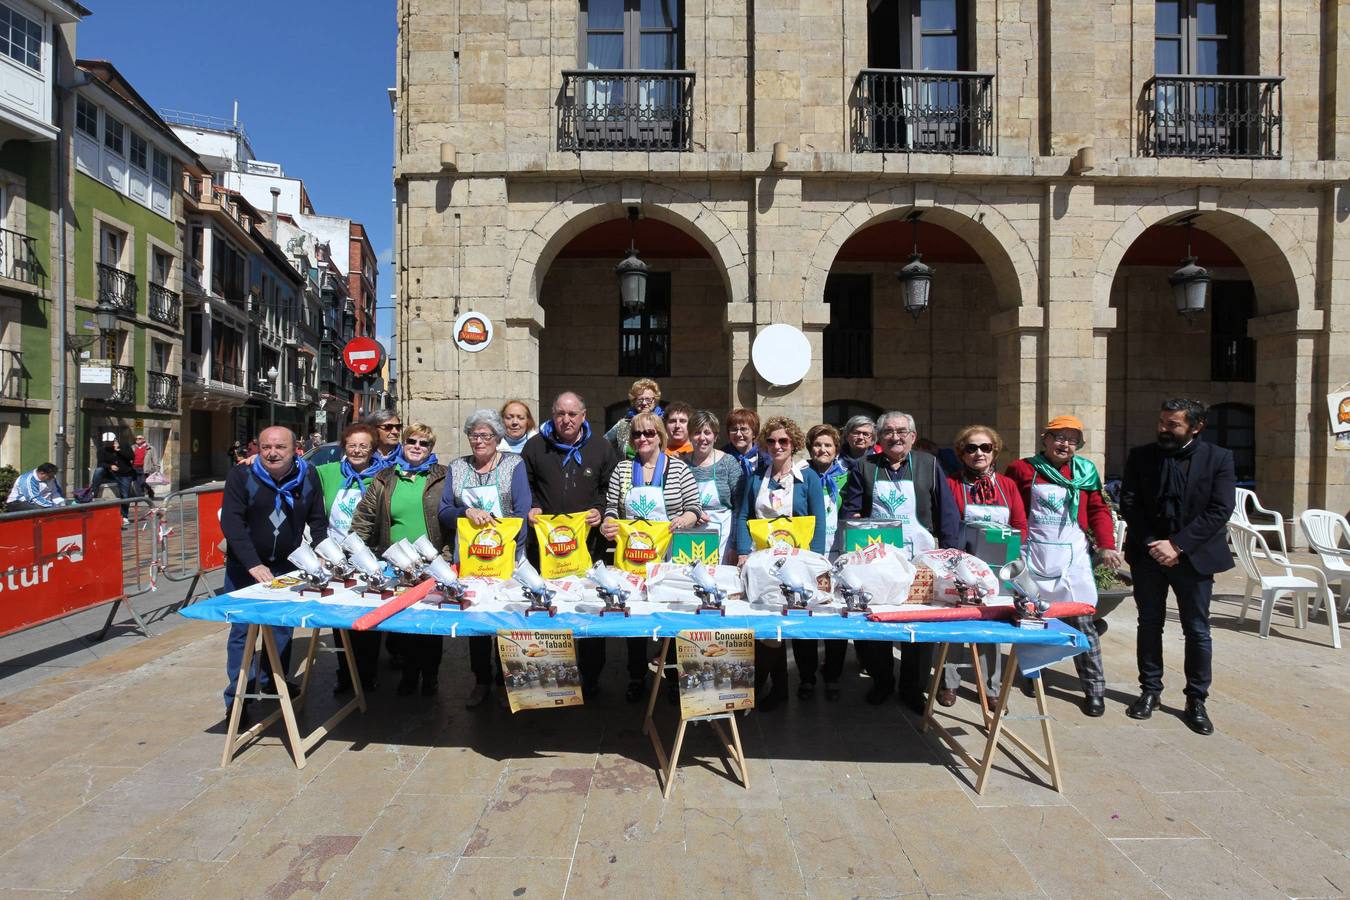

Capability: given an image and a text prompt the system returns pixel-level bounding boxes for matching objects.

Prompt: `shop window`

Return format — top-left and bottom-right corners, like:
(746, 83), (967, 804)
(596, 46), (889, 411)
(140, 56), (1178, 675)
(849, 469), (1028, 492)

(823, 273), (872, 378)
(618, 271), (670, 377)
(1210, 280), (1254, 382)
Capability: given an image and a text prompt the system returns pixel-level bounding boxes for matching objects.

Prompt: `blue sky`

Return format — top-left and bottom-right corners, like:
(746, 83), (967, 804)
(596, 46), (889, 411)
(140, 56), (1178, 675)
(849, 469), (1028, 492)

(79, 0), (398, 342)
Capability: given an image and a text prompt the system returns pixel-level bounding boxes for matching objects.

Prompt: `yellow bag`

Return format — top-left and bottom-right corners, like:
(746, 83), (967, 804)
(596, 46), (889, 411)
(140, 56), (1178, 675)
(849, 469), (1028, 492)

(533, 513), (593, 579)
(748, 515), (817, 552)
(613, 519), (673, 575)
(457, 517), (523, 578)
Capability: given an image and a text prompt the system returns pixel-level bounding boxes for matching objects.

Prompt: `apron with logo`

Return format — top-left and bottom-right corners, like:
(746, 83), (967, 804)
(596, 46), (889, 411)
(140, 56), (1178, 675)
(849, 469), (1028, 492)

(1024, 472), (1098, 607)
(693, 462), (733, 562)
(870, 460), (937, 556)
(956, 479), (1012, 548)
(460, 465), (504, 518)
(625, 456), (670, 522)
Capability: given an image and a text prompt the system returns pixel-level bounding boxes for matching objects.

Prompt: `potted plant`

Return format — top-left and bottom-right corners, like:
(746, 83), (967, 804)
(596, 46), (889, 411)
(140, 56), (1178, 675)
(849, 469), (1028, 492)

(1093, 563), (1132, 633)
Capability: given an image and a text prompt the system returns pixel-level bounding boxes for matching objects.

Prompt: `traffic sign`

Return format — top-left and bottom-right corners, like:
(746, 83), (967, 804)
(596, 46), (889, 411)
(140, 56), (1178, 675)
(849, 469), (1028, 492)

(342, 337), (384, 376)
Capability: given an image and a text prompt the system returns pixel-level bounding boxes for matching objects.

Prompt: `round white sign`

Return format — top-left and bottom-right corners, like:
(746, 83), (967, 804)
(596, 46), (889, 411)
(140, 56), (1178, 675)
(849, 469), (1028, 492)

(751, 324), (811, 386)
(453, 311), (493, 353)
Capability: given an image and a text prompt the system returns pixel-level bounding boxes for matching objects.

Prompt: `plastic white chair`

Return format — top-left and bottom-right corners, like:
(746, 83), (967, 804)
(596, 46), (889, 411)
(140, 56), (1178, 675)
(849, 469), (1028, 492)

(1231, 487), (1287, 555)
(1298, 509), (1350, 617)
(1228, 521), (1340, 650)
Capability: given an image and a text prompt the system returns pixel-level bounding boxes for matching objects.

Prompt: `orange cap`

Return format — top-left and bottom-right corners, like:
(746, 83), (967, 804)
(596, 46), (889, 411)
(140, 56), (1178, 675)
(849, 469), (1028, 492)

(1043, 415), (1085, 433)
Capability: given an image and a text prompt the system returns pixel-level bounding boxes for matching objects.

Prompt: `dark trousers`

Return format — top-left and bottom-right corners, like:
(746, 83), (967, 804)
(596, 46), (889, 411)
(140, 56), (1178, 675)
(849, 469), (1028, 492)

(857, 641), (930, 704)
(791, 639), (847, 684)
(400, 635), (444, 683)
(755, 640), (788, 696)
(469, 635), (501, 685)
(222, 572), (292, 711)
(335, 629), (382, 687)
(1132, 555), (1214, 700)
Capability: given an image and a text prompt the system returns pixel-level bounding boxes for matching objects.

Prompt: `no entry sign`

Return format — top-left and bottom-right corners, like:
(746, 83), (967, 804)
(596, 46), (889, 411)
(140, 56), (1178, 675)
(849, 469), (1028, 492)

(342, 337), (384, 376)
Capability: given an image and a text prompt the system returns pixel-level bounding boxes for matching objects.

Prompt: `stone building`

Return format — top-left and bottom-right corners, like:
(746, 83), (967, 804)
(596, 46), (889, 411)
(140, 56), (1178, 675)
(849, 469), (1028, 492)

(393, 0), (1350, 522)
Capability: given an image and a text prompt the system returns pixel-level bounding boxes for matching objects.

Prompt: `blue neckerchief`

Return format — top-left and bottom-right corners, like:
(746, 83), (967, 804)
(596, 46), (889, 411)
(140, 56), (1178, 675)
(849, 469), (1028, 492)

(724, 442), (760, 479)
(340, 455), (387, 492)
(250, 457), (309, 514)
(632, 453), (666, 488)
(377, 445), (405, 468)
(398, 452), (439, 476)
(814, 458), (847, 503)
(540, 420), (591, 467)
(627, 404), (664, 419)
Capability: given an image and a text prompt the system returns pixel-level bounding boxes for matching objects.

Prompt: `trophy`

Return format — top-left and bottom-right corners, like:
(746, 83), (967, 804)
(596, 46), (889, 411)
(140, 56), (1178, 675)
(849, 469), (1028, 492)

(999, 558), (1050, 628)
(314, 536), (357, 586)
(688, 561), (727, 615)
(411, 535), (442, 566)
(586, 561), (631, 617)
(772, 557), (814, 616)
(287, 544), (334, 597)
(513, 560), (557, 617)
(341, 532), (395, 599)
(424, 555), (471, 609)
(382, 540), (424, 586)
(832, 558), (872, 617)
(951, 555), (995, 606)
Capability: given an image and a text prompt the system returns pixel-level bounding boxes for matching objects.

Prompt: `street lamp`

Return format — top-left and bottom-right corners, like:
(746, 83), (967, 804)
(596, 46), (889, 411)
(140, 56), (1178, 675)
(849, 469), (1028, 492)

(93, 296), (120, 358)
(615, 206), (648, 315)
(895, 211), (934, 320)
(1169, 217), (1211, 322)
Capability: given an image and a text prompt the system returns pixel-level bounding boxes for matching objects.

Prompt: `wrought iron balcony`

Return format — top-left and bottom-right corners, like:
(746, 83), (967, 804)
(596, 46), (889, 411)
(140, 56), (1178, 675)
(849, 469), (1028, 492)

(97, 262), (137, 315)
(147, 282), (180, 328)
(211, 360), (244, 388)
(1141, 75), (1283, 159)
(108, 365), (136, 405)
(851, 69), (995, 155)
(0, 227), (40, 285)
(147, 371), (179, 410)
(558, 69), (695, 152)
(0, 347), (26, 400)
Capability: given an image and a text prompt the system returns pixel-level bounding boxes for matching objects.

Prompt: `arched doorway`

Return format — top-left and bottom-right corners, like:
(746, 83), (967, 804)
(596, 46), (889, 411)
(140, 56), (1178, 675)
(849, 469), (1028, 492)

(537, 216), (731, 417)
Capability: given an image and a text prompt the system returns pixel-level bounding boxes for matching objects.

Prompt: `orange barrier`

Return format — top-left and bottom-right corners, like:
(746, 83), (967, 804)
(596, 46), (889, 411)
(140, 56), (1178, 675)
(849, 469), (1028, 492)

(0, 501), (132, 638)
(151, 483), (226, 609)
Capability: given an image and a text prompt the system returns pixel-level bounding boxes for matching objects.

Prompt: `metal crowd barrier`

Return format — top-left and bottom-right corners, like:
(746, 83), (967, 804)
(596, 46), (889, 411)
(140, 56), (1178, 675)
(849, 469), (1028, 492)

(148, 482), (227, 612)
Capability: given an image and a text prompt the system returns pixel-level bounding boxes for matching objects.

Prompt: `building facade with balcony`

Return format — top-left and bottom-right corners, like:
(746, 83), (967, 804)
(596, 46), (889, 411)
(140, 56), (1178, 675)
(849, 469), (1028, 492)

(0, 0), (86, 474)
(69, 59), (192, 489)
(396, 0), (1350, 523)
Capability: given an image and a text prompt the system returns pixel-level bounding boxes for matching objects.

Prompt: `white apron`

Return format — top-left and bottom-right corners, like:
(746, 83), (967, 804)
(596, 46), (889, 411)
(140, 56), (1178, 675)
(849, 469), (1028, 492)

(626, 460), (669, 522)
(694, 464), (733, 562)
(956, 479), (1012, 547)
(871, 461), (937, 556)
(1024, 473), (1098, 607)
(461, 467), (504, 518)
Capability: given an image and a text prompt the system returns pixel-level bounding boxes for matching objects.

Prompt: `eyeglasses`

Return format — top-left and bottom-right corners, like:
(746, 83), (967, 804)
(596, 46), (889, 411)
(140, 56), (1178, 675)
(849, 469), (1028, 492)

(962, 443), (995, 454)
(634, 429), (659, 440)
(1048, 434), (1081, 447)
(633, 396), (656, 406)
(404, 438), (433, 448)
(379, 423), (402, 432)
(880, 428), (913, 438)
(467, 433), (496, 443)
(766, 437), (793, 447)
(730, 426), (754, 435)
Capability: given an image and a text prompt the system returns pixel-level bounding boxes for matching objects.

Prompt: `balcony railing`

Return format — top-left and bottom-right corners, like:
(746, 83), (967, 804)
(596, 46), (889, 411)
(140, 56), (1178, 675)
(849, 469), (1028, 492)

(0, 347), (26, 400)
(851, 69), (995, 155)
(1141, 75), (1283, 159)
(0, 227), (40, 285)
(147, 282), (180, 328)
(211, 360), (244, 388)
(558, 69), (696, 152)
(147, 371), (179, 410)
(97, 263), (137, 315)
(108, 365), (136, 405)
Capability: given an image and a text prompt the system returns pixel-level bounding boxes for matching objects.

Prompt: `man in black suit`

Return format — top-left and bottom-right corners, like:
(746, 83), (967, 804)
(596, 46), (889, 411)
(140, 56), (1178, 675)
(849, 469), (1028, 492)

(1119, 398), (1236, 735)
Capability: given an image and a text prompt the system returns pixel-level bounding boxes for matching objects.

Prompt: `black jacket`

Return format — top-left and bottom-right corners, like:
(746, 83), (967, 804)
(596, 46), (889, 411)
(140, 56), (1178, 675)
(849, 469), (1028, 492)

(220, 461), (328, 586)
(1119, 440), (1236, 575)
(97, 444), (134, 476)
(520, 430), (617, 518)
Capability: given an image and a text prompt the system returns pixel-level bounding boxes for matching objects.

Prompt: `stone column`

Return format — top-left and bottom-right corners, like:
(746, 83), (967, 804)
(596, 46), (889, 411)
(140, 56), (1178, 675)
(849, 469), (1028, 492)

(990, 305), (1044, 462)
(1310, 183), (1350, 517)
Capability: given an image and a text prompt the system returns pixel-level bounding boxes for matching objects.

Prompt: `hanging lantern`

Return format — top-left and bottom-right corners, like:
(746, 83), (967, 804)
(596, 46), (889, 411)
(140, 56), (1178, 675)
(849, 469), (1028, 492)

(895, 212), (933, 320)
(1169, 218), (1210, 322)
(615, 207), (648, 314)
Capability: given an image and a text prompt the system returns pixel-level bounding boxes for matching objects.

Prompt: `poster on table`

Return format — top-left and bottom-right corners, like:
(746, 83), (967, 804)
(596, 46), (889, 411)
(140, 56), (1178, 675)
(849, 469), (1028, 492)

(669, 527), (721, 566)
(495, 629), (584, 712)
(674, 628), (755, 719)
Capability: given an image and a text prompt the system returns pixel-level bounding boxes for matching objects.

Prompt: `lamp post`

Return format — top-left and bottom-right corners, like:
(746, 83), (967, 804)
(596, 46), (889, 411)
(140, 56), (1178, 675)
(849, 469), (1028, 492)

(1169, 217), (1211, 322)
(615, 206), (648, 314)
(93, 296), (120, 359)
(895, 211), (934, 320)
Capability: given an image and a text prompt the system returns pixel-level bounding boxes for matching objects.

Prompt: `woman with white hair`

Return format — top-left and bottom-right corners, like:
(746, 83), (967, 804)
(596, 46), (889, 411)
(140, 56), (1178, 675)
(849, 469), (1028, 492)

(438, 408), (533, 707)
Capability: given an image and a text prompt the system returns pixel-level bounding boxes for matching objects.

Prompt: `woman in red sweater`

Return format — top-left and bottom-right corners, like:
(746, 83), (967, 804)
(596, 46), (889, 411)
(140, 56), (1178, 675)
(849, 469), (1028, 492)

(1004, 415), (1122, 717)
(941, 425), (1027, 708)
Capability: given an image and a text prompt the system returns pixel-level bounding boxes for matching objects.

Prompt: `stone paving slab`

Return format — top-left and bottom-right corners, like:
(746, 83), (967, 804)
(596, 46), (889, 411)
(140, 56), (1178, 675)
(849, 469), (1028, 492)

(0, 566), (1346, 898)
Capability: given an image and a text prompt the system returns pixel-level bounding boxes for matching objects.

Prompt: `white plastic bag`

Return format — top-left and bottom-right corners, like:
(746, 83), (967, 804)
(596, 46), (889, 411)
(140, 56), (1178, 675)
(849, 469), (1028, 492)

(645, 562), (743, 603)
(913, 548), (999, 605)
(743, 547), (831, 606)
(836, 541), (917, 605)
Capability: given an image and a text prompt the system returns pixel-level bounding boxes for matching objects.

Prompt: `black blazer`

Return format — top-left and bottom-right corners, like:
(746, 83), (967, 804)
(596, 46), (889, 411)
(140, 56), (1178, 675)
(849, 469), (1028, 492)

(1119, 440), (1236, 575)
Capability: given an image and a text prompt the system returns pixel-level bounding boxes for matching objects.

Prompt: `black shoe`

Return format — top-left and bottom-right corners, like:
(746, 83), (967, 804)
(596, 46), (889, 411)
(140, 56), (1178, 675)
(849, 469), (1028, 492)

(1020, 678), (1036, 698)
(625, 678), (646, 702)
(1093, 618), (1109, 636)
(797, 680), (815, 700)
(333, 671), (353, 695)
(396, 671), (418, 696)
(1082, 696), (1105, 717)
(865, 684), (894, 705)
(901, 692), (926, 715)
(1183, 699), (1214, 735)
(824, 682), (841, 701)
(282, 680), (303, 701)
(1126, 691), (1161, 720)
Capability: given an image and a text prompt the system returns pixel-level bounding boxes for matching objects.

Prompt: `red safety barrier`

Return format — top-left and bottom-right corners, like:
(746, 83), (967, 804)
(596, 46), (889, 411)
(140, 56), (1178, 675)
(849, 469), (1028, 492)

(0, 502), (127, 637)
(196, 489), (225, 572)
(867, 601), (1098, 623)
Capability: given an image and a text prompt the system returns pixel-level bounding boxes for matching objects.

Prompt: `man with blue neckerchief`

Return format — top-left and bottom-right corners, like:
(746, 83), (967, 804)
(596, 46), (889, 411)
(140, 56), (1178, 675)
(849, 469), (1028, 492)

(219, 426), (328, 721)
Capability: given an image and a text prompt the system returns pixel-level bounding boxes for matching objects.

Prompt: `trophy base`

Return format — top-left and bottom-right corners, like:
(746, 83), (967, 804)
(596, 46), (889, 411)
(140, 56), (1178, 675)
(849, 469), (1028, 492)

(696, 605), (726, 616)
(524, 604), (557, 617)
(1014, 617), (1048, 629)
(360, 589), (395, 602)
(782, 607), (813, 617)
(297, 585), (335, 598)
(435, 595), (472, 610)
(599, 607), (630, 617)
(341, 577), (360, 589)
(839, 607), (869, 618)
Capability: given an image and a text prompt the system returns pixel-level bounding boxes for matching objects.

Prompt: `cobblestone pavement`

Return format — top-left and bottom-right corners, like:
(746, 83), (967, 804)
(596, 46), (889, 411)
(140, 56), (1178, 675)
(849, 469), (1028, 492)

(0, 564), (1346, 898)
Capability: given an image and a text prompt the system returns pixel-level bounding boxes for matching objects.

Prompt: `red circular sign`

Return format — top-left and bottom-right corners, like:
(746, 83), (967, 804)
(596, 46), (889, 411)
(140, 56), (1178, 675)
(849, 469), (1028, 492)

(342, 337), (384, 376)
